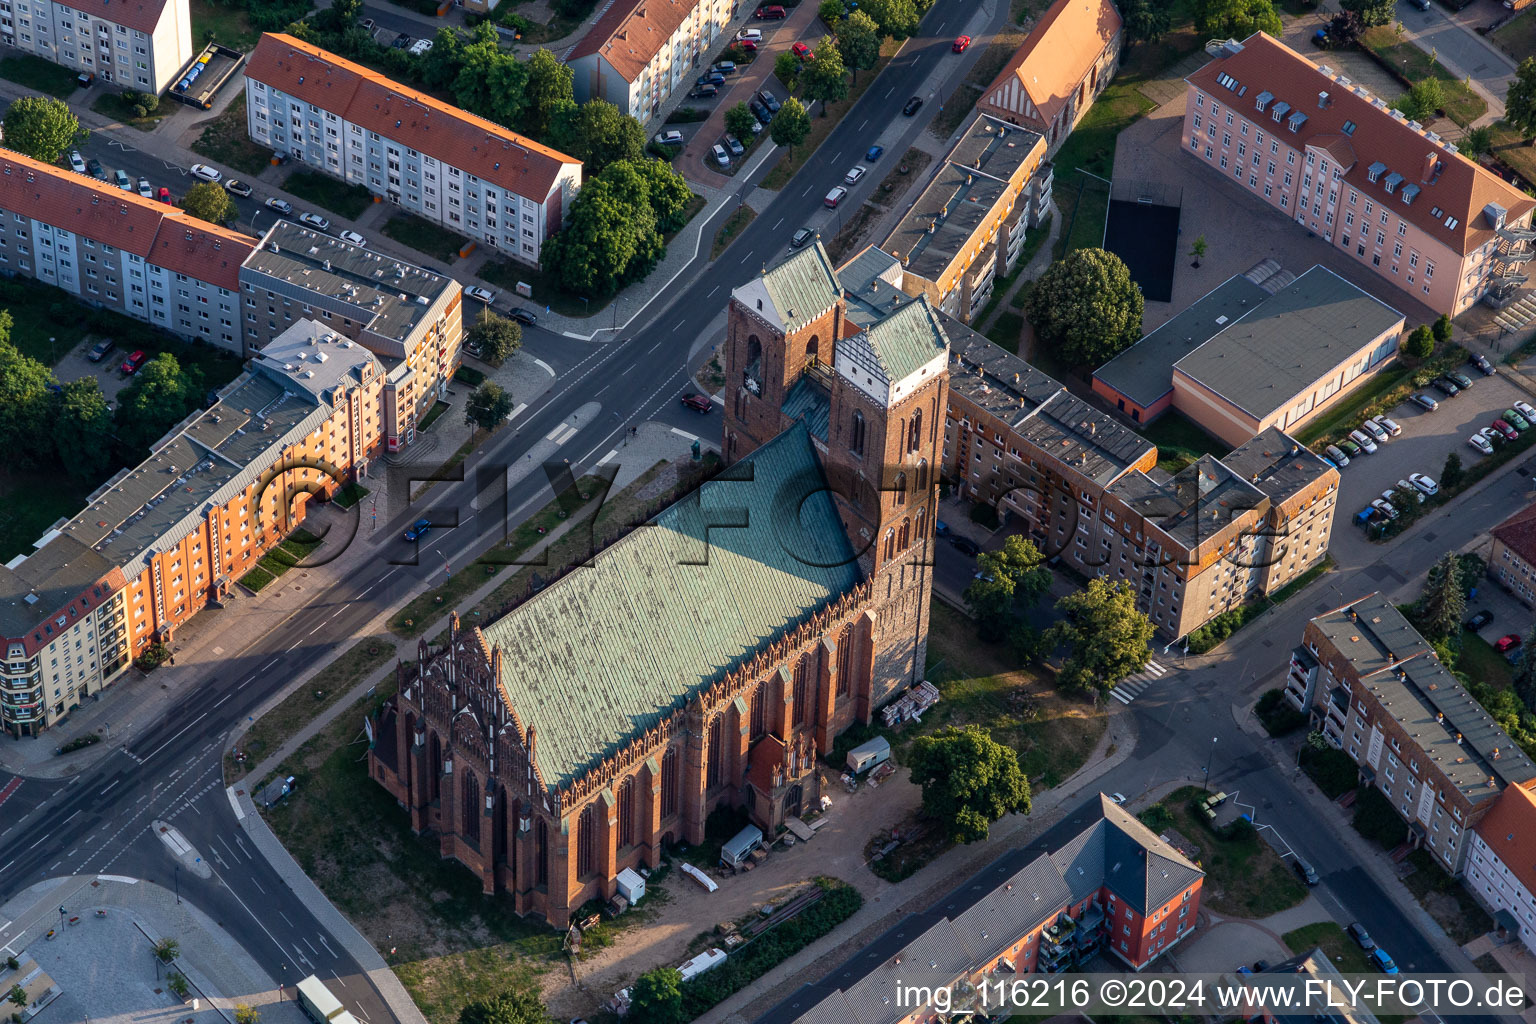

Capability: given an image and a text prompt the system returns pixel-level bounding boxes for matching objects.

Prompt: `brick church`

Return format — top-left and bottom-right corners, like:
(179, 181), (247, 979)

(369, 244), (949, 927)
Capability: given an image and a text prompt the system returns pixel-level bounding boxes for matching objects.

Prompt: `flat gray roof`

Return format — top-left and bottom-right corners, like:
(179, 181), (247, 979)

(1220, 425), (1334, 504)
(1174, 266), (1405, 420)
(0, 537), (115, 638)
(1107, 454), (1267, 550)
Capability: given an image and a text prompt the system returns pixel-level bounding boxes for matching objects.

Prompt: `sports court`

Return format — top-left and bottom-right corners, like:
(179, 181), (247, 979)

(1102, 180), (1183, 303)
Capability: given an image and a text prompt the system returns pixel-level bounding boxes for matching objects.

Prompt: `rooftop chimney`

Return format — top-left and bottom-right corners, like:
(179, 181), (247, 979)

(1422, 152), (1437, 182)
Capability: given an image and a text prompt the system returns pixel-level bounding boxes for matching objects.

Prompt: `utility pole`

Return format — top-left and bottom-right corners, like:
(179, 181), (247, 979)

(1203, 736), (1217, 790)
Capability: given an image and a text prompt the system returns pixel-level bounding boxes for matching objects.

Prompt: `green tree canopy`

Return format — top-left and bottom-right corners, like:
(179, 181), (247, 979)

(724, 102), (759, 143)
(838, 10), (881, 83)
(457, 988), (554, 1024)
(770, 97), (812, 151)
(1441, 450), (1463, 491)
(1403, 324), (1434, 358)
(180, 181), (236, 225)
(540, 159), (682, 295)
(464, 381), (514, 431)
(115, 353), (203, 455)
(1123, 0), (1172, 45)
(1400, 78), (1443, 122)
(1025, 248), (1144, 367)
(859, 0), (919, 38)
(418, 27), (466, 90)
(1416, 551), (1467, 642)
(1044, 579), (1154, 698)
(523, 48), (576, 139)
(629, 968), (685, 1024)
(629, 157), (693, 232)
(1339, 0), (1394, 26)
(467, 309), (523, 363)
(774, 51), (803, 91)
(1195, 0), (1282, 38)
(1513, 628), (1536, 712)
(2, 96), (86, 164)
(0, 325), (55, 470)
(1508, 57), (1536, 144)
(1431, 314), (1453, 344)
(800, 37), (849, 113)
(818, 0), (844, 24)
(552, 99), (645, 175)
(908, 724), (1032, 843)
(53, 377), (114, 481)
(963, 535), (1051, 642)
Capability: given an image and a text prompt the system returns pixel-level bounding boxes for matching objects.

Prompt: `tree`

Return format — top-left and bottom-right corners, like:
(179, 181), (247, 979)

(1504, 56), (1536, 144)
(180, 181), (236, 225)
(467, 309), (523, 363)
(1025, 248), (1144, 368)
(1390, 483), (1422, 518)
(800, 37), (849, 113)
(2, 96), (85, 164)
(1513, 628), (1536, 711)
(963, 535), (1051, 642)
(7, 984), (24, 1009)
(1403, 324), (1434, 358)
(817, 0), (844, 24)
(908, 725), (1031, 843)
(0, 330), (55, 470)
(1432, 314), (1453, 344)
(153, 938), (180, 962)
(859, 0), (920, 38)
(628, 968), (684, 1024)
(1122, 0), (1172, 45)
(770, 97), (812, 153)
(1400, 78), (1443, 122)
(724, 102), (759, 143)
(233, 1005), (262, 1024)
(552, 99), (645, 176)
(418, 27), (465, 90)
(53, 377), (114, 481)
(1417, 551), (1467, 642)
(455, 38), (528, 129)
(458, 989), (554, 1024)
(522, 48), (576, 139)
(1044, 579), (1154, 699)
(774, 51), (803, 92)
(1441, 450), (1463, 491)
(837, 11), (881, 84)
(1189, 234), (1208, 266)
(330, 0), (362, 23)
(1339, 0), (1394, 26)
(464, 381), (514, 431)
(1461, 125), (1493, 158)
(629, 158), (692, 232)
(1195, 0), (1282, 38)
(115, 353), (203, 455)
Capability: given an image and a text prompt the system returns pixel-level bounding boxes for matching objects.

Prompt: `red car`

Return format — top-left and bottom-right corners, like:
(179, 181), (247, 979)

(681, 393), (713, 413)
(1493, 418), (1520, 441)
(953, 35), (972, 52)
(156, 186), (173, 205)
(1495, 634), (1523, 653)
(792, 41), (813, 60)
(120, 350), (148, 375)
(737, 38), (758, 51)
(756, 4), (786, 17)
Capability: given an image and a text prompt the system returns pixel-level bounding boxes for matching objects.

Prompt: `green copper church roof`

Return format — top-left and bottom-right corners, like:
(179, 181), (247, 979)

(761, 243), (842, 333)
(481, 423), (861, 789)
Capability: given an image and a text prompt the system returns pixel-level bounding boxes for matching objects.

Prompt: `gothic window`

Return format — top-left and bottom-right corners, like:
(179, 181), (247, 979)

(660, 748), (679, 818)
(461, 772), (481, 842)
(793, 657), (809, 725)
(706, 716), (725, 788)
(908, 408), (923, 452)
(915, 459), (929, 492)
(751, 686), (766, 737)
(535, 818), (549, 886)
(883, 528), (895, 561)
(851, 410), (865, 456)
(893, 472), (907, 506)
(836, 626), (852, 696)
(576, 805), (597, 878)
(617, 777), (636, 848)
(744, 336), (762, 394)
(805, 335), (819, 364)
(898, 517), (910, 550)
(915, 507), (926, 541)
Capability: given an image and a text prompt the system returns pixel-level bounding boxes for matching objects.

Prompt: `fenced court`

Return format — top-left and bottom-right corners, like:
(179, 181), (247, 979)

(1103, 179), (1183, 302)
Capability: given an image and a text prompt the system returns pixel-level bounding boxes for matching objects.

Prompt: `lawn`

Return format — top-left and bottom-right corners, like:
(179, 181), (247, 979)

(0, 470), (95, 561)
(283, 169), (376, 221)
(762, 38), (902, 191)
(381, 214), (470, 264)
(189, 0), (259, 51)
(241, 527), (323, 590)
(91, 90), (174, 132)
(1459, 631), (1514, 690)
(1281, 921), (1374, 974)
(984, 312), (1026, 353)
(1164, 785), (1309, 918)
(1487, 121), (1536, 189)
(333, 482), (370, 510)
(1401, 848), (1494, 944)
(1294, 345), (1467, 448)
(1358, 28), (1488, 128)
(1051, 92), (1150, 257)
(711, 205), (757, 260)
(0, 55), (82, 98)
(1491, 9), (1536, 64)
(1140, 410), (1223, 475)
(191, 94), (274, 177)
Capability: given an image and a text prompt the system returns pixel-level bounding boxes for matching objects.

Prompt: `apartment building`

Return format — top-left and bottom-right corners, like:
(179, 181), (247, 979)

(239, 219), (463, 450)
(757, 794), (1203, 1024)
(1466, 782), (1536, 957)
(1, 320), (387, 736)
(0, 0), (193, 93)
(567, 0), (734, 121)
(0, 149), (254, 353)
(1487, 501), (1536, 608)
(1092, 262), (1404, 444)
(876, 114), (1050, 324)
(1288, 594), (1536, 874)
(976, 0), (1121, 153)
(244, 34), (582, 266)
(1186, 34), (1535, 315)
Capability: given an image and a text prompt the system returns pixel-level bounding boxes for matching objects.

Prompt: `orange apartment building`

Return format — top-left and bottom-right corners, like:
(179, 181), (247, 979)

(567, 0), (735, 121)
(757, 794), (1204, 1024)
(1185, 34), (1535, 315)
(0, 320), (388, 736)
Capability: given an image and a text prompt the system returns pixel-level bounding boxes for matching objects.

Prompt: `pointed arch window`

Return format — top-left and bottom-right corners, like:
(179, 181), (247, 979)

(851, 410), (866, 456)
(909, 408), (923, 452)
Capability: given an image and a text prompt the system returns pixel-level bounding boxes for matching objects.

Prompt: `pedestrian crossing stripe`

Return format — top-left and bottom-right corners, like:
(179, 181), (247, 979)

(1109, 660), (1169, 704)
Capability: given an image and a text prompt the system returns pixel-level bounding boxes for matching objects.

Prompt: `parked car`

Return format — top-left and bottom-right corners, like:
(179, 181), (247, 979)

(692, 84), (719, 99)
(1371, 498), (1398, 521)
(723, 134), (745, 158)
(1408, 472), (1438, 496)
(755, 4), (787, 17)
(792, 41), (813, 59)
(1505, 408), (1531, 431)
(1410, 392), (1439, 412)
(409, 38), (433, 56)
(1515, 400), (1536, 423)
(1433, 376), (1460, 396)
(189, 163), (221, 182)
(391, 32), (411, 49)
(464, 285), (496, 304)
(298, 211), (330, 230)
(1392, 481), (1425, 504)
(750, 100), (773, 124)
(224, 179), (253, 197)
(1495, 634), (1523, 654)
(654, 129), (684, 146)
(120, 349), (148, 375)
(264, 197), (293, 215)
(1362, 418), (1389, 444)
(1447, 370), (1474, 389)
(736, 37), (758, 51)
(157, 186), (173, 205)
(86, 157), (105, 179)
(1469, 432), (1495, 455)
(113, 168), (132, 191)
(1471, 352), (1496, 375)
(711, 143), (731, 168)
(68, 149), (86, 173)
(1291, 857), (1320, 886)
(790, 227), (814, 249)
(1465, 610), (1494, 631)
(87, 338), (116, 362)
(403, 518), (432, 542)
(1371, 948), (1398, 975)
(951, 536), (980, 556)
(713, 61), (737, 76)
(952, 34), (972, 52)
(1346, 923), (1375, 951)
(903, 95), (924, 115)
(1347, 429), (1378, 454)
(137, 177), (153, 198)
(1493, 418), (1519, 441)
(681, 393), (712, 413)
(1337, 438), (1362, 458)
(1370, 414), (1401, 437)
(844, 165), (866, 185)
(824, 186), (848, 208)
(510, 307), (538, 325)
(758, 90), (781, 113)
(1481, 426), (1503, 447)
(338, 230), (367, 246)
(1325, 444), (1349, 466)
(737, 27), (762, 41)
(866, 144), (884, 162)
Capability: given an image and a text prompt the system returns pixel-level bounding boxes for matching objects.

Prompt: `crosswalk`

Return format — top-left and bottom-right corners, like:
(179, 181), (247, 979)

(1110, 660), (1170, 704)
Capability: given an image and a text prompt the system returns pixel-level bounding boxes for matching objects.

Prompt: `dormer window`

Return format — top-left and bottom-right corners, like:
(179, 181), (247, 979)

(1366, 161), (1386, 183)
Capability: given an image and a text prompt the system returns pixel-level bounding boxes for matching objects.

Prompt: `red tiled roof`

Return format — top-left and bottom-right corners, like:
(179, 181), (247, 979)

(55, 0), (173, 37)
(983, 0), (1122, 126)
(1474, 783), (1536, 900)
(568, 0), (697, 85)
(1492, 502), (1536, 567)
(0, 150), (253, 289)
(247, 34), (581, 204)
(1187, 33), (1534, 257)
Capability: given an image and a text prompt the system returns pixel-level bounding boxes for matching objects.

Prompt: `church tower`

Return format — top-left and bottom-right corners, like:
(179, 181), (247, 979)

(722, 244), (948, 703)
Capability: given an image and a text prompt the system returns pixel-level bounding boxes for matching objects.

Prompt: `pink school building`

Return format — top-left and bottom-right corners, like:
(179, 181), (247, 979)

(1184, 33), (1533, 316)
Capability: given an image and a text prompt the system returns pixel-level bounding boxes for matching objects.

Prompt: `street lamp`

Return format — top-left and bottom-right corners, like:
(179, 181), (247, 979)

(579, 296), (588, 317)
(174, 863), (180, 904)
(1203, 736), (1217, 790)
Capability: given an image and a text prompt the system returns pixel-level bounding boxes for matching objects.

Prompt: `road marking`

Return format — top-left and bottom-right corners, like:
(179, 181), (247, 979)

(62, 810), (80, 825)
(212, 693), (231, 708)
(884, 86), (894, 98)
(226, 786), (245, 821)
(772, 217), (783, 230)
(279, 911), (294, 928)
(534, 358), (554, 377)
(304, 937), (321, 956)
(505, 402), (527, 422)
(710, 393), (725, 406)
(707, 285), (719, 298)
(331, 971), (348, 988)
(0, 861), (12, 873)
(158, 827), (192, 857)
(249, 876), (265, 894)
(96, 875), (136, 884)
(139, 712), (207, 763)
(261, 658), (278, 671)
(317, 934), (338, 959)
(675, 319), (686, 332)
(597, 449), (619, 466)
(358, 586), (373, 598)
(99, 780), (119, 796)
(859, 119), (868, 130)
(307, 622), (327, 636)
(545, 423), (578, 445)
(670, 427), (699, 442)
(288, 638), (305, 650)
